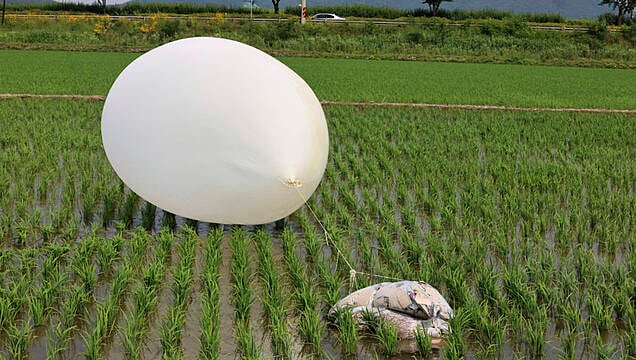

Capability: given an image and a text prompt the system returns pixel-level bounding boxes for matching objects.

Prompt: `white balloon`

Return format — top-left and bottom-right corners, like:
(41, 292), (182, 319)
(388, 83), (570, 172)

(101, 37), (329, 225)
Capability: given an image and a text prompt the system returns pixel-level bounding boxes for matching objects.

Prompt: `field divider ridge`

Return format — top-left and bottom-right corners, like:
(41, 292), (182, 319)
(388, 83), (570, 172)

(320, 100), (636, 114)
(0, 93), (106, 101)
(1, 93), (634, 114)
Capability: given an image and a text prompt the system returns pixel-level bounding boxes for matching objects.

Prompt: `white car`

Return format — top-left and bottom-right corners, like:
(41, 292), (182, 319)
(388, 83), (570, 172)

(311, 13), (346, 21)
(241, 1), (259, 8)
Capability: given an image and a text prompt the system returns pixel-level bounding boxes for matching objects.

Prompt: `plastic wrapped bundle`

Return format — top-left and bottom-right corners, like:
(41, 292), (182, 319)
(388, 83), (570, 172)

(330, 281), (453, 340)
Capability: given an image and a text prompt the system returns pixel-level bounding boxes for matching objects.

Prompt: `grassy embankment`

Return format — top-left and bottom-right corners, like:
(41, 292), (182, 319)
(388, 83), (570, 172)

(0, 14), (634, 67)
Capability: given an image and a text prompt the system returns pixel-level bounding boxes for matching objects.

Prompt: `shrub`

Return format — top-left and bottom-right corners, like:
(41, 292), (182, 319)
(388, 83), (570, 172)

(480, 19), (505, 36)
(623, 24), (636, 45)
(588, 20), (609, 41)
(158, 19), (181, 40)
(598, 12), (618, 25)
(405, 31), (425, 44)
(503, 17), (530, 37)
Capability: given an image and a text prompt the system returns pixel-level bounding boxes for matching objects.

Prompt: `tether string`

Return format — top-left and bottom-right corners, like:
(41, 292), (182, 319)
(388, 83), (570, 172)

(284, 178), (406, 289)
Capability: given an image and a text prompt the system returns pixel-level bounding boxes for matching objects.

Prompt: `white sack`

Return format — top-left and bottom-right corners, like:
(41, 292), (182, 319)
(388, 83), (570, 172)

(330, 281), (453, 340)
(101, 37), (329, 225)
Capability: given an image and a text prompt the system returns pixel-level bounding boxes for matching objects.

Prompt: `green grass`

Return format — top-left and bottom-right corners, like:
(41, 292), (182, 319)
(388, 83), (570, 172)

(0, 50), (137, 95)
(1, 49), (635, 109)
(286, 57), (636, 109)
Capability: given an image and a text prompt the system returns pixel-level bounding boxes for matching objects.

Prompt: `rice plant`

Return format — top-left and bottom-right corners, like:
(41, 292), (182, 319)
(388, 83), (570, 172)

(160, 307), (186, 359)
(199, 227), (222, 360)
(374, 316), (399, 356)
(6, 319), (33, 359)
(120, 191), (138, 228)
(162, 211), (176, 230)
(316, 255), (342, 308)
(229, 227), (254, 323)
(159, 226), (197, 359)
(235, 320), (261, 359)
(72, 258), (98, 294)
(101, 184), (120, 228)
(594, 331), (617, 360)
(625, 319), (636, 358)
(84, 262), (133, 359)
(558, 327), (578, 360)
(140, 201), (157, 231)
(525, 316), (547, 358)
(587, 292), (613, 332)
(120, 229), (170, 359)
(414, 327), (433, 357)
(47, 283), (90, 358)
(298, 308), (325, 355)
(443, 308), (469, 360)
(334, 307), (359, 356)
(96, 236), (118, 273)
(254, 229), (292, 359)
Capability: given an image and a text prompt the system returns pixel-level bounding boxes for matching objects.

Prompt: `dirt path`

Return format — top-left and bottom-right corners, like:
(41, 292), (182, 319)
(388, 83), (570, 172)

(320, 100), (636, 114)
(0, 93), (106, 101)
(1, 93), (635, 114)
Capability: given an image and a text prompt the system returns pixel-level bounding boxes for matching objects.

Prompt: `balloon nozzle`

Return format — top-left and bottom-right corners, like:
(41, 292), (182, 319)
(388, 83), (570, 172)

(285, 178), (303, 188)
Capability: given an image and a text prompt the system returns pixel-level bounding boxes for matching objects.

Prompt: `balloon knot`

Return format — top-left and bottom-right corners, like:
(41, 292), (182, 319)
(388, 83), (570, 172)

(286, 178), (303, 188)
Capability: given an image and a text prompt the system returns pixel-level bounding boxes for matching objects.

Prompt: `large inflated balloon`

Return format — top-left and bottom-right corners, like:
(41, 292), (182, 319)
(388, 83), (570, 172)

(102, 37), (329, 225)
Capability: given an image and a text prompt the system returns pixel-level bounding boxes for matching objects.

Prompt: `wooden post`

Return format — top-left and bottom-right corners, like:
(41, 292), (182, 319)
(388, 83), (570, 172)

(301, 0), (306, 24)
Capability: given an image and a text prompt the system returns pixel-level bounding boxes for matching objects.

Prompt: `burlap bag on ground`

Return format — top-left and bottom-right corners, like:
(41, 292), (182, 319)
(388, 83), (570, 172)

(371, 281), (453, 321)
(330, 283), (388, 313)
(372, 308), (450, 338)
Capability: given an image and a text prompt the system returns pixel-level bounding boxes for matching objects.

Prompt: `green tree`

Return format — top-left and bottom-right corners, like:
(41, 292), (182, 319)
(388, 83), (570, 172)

(272, 0), (280, 14)
(96, 0), (106, 14)
(599, 0), (636, 25)
(422, 0), (452, 17)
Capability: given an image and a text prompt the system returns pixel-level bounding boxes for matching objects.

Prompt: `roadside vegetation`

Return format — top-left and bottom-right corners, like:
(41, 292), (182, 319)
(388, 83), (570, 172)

(0, 13), (634, 67)
(4, 2), (632, 26)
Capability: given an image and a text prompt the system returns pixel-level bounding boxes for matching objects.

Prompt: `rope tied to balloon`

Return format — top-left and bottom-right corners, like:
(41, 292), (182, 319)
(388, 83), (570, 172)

(289, 179), (406, 292)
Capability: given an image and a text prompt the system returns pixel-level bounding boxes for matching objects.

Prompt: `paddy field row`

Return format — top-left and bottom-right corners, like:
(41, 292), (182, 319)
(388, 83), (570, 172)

(0, 98), (634, 358)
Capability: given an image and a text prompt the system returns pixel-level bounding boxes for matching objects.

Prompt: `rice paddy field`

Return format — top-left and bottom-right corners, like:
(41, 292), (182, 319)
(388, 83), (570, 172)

(2, 49), (636, 109)
(0, 50), (635, 360)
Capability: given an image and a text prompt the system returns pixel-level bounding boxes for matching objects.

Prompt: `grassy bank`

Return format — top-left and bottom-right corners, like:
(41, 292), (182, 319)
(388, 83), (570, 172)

(1, 15), (634, 68)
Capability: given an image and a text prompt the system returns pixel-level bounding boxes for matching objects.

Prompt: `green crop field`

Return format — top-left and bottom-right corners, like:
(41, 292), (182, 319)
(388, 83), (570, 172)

(0, 93), (634, 358)
(1, 49), (635, 109)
